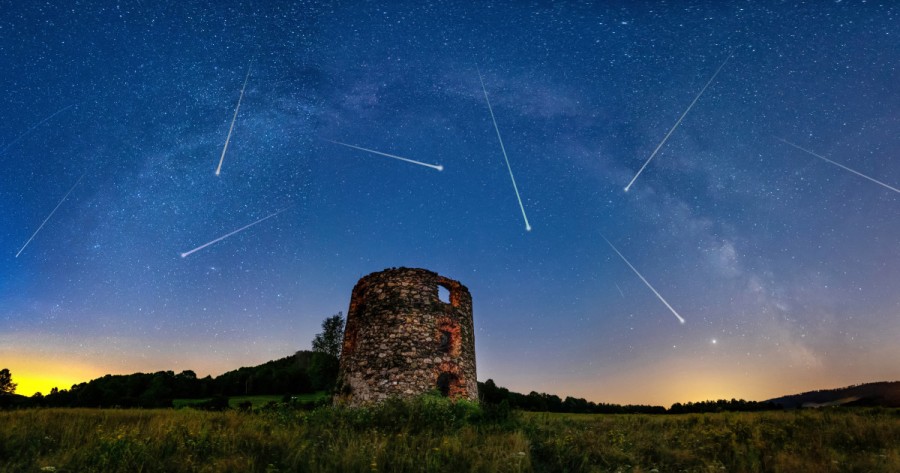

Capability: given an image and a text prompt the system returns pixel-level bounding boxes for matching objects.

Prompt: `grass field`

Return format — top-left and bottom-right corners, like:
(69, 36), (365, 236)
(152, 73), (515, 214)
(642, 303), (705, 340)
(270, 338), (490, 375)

(172, 392), (327, 410)
(1, 399), (899, 472)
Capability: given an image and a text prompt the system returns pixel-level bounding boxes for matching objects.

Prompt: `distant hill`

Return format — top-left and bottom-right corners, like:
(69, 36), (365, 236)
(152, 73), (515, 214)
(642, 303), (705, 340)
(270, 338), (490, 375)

(767, 381), (900, 408)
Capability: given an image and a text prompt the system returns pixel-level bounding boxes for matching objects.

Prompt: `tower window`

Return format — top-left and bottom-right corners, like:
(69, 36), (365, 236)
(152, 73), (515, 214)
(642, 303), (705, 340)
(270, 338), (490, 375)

(438, 285), (451, 304)
(438, 330), (451, 352)
(436, 318), (461, 357)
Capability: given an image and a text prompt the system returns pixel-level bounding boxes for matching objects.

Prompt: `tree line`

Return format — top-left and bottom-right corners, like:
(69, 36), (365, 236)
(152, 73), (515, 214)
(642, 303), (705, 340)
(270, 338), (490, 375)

(1, 313), (345, 409)
(3, 311), (782, 413)
(478, 379), (781, 414)
(7, 350), (337, 409)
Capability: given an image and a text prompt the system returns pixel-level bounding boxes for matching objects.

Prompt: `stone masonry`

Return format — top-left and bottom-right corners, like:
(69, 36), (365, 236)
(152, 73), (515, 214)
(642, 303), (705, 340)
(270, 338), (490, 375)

(335, 267), (477, 406)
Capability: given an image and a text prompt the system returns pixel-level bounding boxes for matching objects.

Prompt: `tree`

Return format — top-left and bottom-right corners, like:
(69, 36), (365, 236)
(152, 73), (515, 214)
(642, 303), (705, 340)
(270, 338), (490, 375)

(177, 370), (197, 380)
(479, 379), (511, 405)
(308, 313), (344, 392)
(0, 368), (16, 395)
(312, 312), (345, 358)
(308, 352), (339, 391)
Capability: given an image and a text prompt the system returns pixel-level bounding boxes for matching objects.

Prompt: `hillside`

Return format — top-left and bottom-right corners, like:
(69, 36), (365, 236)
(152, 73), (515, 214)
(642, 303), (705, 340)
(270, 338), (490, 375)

(767, 381), (900, 408)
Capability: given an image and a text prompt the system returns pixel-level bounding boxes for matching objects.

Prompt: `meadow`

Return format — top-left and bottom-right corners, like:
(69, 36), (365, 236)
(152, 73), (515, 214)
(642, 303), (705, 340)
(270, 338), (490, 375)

(171, 392), (326, 410)
(1, 398), (899, 472)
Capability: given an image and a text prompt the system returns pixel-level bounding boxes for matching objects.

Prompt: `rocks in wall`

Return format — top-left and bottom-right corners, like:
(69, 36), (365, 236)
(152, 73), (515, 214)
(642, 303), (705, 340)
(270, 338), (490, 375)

(335, 268), (477, 406)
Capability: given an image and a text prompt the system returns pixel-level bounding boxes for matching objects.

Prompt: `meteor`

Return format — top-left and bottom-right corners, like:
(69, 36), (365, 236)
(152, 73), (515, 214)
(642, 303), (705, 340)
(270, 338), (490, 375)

(614, 282), (625, 298)
(624, 50), (736, 192)
(477, 67), (532, 232)
(602, 236), (686, 324)
(16, 174), (84, 258)
(777, 138), (900, 195)
(216, 63), (252, 176)
(322, 139), (443, 171)
(180, 207), (289, 258)
(0, 103), (77, 157)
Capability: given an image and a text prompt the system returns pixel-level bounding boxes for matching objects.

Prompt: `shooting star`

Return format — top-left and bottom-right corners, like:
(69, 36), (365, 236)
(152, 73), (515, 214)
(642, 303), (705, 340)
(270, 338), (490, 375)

(624, 50), (736, 192)
(0, 103), (77, 157)
(777, 138), (900, 195)
(180, 207), (290, 258)
(215, 63), (252, 176)
(477, 67), (532, 232)
(602, 236), (686, 324)
(614, 282), (625, 298)
(16, 174), (84, 258)
(322, 139), (443, 171)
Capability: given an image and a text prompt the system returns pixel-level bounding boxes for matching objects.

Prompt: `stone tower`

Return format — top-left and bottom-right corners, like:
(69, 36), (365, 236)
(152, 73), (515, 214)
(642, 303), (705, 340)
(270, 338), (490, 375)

(335, 267), (477, 406)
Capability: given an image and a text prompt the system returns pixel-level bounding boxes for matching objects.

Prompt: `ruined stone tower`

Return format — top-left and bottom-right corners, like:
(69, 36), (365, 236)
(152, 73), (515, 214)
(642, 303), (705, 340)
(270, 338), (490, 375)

(335, 268), (477, 406)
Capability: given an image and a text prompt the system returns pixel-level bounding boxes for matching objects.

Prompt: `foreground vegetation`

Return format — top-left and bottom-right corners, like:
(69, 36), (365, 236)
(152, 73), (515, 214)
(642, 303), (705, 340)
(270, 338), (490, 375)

(1, 398), (899, 472)
(172, 392), (328, 410)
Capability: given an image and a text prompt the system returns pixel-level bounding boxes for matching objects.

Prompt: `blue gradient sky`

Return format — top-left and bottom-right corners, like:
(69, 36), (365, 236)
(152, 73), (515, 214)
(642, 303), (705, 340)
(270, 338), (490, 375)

(1, 1), (898, 406)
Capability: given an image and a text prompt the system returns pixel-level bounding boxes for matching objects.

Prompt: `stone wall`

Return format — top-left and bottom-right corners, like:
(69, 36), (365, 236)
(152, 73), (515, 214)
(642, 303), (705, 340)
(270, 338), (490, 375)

(335, 267), (477, 406)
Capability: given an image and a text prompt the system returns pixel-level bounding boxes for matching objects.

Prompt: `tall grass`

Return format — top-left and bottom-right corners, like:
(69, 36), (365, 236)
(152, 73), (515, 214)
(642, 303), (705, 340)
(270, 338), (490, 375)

(0, 397), (528, 473)
(524, 408), (900, 472)
(172, 392), (329, 410)
(1, 400), (898, 472)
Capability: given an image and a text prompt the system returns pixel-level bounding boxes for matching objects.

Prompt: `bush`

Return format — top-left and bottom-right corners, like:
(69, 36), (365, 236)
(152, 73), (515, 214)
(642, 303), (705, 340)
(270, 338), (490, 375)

(304, 394), (494, 434)
(193, 395), (230, 411)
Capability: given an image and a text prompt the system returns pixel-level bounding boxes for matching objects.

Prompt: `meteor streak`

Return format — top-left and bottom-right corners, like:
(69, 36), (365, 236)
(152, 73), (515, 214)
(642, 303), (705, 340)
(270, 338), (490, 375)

(477, 67), (532, 232)
(322, 139), (443, 171)
(614, 282), (625, 298)
(624, 50), (736, 192)
(180, 207), (289, 258)
(216, 63), (252, 176)
(602, 236), (686, 324)
(16, 174), (84, 258)
(0, 103), (77, 157)
(777, 138), (900, 195)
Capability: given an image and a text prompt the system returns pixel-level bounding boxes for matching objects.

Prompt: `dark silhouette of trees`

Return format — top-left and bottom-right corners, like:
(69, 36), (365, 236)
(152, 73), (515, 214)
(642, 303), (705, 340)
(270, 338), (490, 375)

(211, 353), (314, 397)
(308, 352), (339, 391)
(476, 379), (776, 415)
(312, 312), (345, 358)
(175, 370), (200, 399)
(668, 399), (781, 414)
(0, 369), (16, 395)
(308, 312), (344, 392)
(25, 352), (317, 408)
(31, 310), (349, 408)
(479, 379), (509, 404)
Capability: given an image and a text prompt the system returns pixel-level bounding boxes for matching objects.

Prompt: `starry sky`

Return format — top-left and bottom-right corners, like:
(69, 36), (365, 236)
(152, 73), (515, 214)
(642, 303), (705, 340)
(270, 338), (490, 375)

(1, 1), (898, 406)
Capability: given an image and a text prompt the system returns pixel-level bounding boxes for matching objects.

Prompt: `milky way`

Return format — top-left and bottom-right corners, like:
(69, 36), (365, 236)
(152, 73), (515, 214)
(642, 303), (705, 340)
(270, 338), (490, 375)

(1, 2), (898, 405)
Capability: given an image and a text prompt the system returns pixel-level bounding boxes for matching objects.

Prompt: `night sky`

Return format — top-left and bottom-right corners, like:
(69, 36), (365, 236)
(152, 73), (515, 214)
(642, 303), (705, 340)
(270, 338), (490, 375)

(2, 1), (898, 406)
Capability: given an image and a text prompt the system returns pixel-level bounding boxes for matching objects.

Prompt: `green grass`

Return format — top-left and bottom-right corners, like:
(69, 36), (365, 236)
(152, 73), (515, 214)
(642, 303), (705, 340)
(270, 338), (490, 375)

(524, 409), (900, 472)
(1, 401), (899, 472)
(173, 392), (328, 410)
